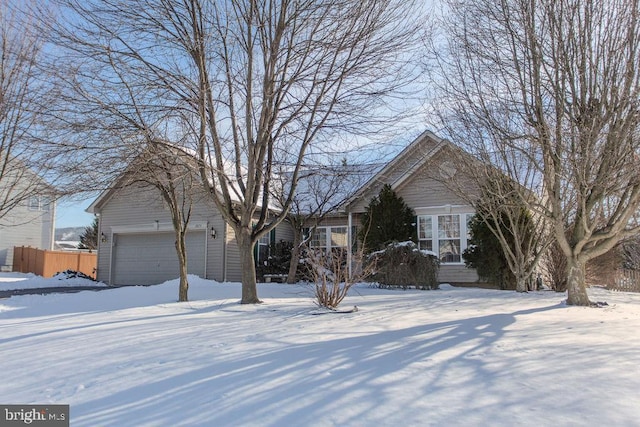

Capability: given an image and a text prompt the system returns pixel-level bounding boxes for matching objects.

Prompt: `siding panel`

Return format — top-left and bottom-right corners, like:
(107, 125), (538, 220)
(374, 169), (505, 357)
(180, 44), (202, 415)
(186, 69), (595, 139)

(96, 182), (227, 284)
(438, 265), (479, 284)
(225, 223), (241, 282)
(1, 202), (54, 270)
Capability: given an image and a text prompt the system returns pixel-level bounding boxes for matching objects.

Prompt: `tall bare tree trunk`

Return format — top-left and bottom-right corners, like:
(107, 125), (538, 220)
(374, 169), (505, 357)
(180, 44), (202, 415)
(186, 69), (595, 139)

(46, 0), (424, 305)
(566, 257), (589, 306)
(429, 0), (640, 306)
(175, 230), (189, 302)
(237, 229), (260, 304)
(176, 239), (189, 301)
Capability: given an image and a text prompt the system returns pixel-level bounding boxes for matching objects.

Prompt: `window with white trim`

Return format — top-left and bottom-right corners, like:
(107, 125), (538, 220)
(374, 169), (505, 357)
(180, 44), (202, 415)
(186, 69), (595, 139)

(28, 195), (51, 212)
(310, 226), (348, 253)
(438, 215), (461, 263)
(256, 232), (270, 266)
(417, 216), (433, 251)
(417, 213), (472, 264)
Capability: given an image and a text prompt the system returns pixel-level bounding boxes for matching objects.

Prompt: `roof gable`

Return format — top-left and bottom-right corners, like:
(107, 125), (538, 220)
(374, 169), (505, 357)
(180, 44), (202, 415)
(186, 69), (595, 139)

(343, 130), (448, 211)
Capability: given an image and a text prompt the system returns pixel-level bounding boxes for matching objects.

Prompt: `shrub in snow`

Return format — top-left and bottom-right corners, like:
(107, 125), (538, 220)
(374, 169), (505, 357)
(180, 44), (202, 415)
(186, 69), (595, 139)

(369, 241), (439, 290)
(305, 248), (374, 310)
(256, 240), (292, 280)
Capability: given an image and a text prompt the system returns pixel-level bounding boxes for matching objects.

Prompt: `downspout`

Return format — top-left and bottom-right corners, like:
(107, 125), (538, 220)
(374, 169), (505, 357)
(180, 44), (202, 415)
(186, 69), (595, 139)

(203, 222), (209, 279)
(222, 222), (228, 282)
(108, 230), (114, 285)
(49, 200), (57, 250)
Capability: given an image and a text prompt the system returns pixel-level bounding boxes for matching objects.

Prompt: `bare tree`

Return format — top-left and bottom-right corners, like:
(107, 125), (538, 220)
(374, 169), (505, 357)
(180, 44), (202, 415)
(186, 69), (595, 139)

(127, 143), (201, 302)
(427, 0), (640, 305)
(37, 1), (205, 301)
(413, 137), (550, 293)
(471, 171), (550, 293)
(0, 1), (54, 224)
(278, 161), (375, 283)
(47, 0), (423, 303)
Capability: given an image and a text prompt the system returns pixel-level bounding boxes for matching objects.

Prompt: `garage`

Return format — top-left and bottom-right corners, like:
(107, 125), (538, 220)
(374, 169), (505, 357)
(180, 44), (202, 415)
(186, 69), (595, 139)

(112, 230), (206, 286)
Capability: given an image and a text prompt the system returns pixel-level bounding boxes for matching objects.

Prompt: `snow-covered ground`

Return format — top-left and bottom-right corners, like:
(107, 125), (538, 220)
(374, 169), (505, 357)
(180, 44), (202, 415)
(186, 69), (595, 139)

(0, 272), (106, 290)
(1, 274), (639, 426)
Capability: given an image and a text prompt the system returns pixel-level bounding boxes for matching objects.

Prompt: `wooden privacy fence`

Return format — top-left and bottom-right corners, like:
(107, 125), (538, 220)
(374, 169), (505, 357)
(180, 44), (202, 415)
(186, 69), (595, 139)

(12, 246), (97, 279)
(606, 269), (640, 293)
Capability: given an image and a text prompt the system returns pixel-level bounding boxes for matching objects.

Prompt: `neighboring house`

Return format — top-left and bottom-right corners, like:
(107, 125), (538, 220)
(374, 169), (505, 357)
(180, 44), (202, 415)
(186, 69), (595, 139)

(0, 167), (56, 271)
(89, 130), (479, 285)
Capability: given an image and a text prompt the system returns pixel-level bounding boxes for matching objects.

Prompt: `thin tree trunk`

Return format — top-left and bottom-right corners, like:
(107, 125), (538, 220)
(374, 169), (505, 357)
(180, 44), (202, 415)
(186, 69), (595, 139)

(566, 257), (590, 306)
(287, 231), (302, 284)
(238, 229), (261, 304)
(176, 231), (189, 302)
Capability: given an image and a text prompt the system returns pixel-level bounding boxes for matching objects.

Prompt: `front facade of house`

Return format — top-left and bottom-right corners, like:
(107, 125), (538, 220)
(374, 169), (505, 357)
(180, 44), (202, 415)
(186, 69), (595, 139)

(311, 130), (479, 284)
(90, 130), (479, 285)
(88, 182), (292, 286)
(0, 171), (56, 271)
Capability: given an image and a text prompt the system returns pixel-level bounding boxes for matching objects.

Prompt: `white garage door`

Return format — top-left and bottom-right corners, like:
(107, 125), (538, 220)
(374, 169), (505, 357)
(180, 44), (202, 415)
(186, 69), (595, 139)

(112, 231), (206, 286)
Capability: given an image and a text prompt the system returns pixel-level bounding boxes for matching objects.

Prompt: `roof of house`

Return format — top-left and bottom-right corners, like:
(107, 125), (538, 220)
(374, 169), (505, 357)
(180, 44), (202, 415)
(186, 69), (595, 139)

(87, 129), (458, 216)
(341, 130), (448, 211)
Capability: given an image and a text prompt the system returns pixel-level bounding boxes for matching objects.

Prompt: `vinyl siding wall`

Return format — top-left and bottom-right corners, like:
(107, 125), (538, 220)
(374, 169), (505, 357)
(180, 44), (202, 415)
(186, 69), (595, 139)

(224, 223), (241, 282)
(223, 219), (295, 282)
(345, 142), (479, 284)
(0, 193), (54, 271)
(348, 135), (441, 213)
(96, 183), (226, 284)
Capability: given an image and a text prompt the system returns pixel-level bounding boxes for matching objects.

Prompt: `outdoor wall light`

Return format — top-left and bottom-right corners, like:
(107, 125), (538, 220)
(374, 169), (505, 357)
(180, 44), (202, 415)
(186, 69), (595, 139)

(210, 227), (217, 239)
(101, 232), (107, 243)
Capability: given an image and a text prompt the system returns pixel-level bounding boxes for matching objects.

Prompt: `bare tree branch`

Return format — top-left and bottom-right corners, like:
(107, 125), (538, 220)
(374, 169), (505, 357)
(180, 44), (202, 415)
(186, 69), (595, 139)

(46, 0), (424, 303)
(427, 0), (640, 305)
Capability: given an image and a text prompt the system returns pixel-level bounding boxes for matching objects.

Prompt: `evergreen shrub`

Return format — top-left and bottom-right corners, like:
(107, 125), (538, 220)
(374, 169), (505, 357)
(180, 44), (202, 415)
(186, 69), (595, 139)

(369, 241), (439, 290)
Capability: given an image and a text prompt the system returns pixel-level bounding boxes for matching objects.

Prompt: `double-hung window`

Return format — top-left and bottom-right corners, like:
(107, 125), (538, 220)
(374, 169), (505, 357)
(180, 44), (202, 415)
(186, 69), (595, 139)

(417, 216), (433, 251)
(310, 226), (348, 253)
(438, 215), (461, 263)
(417, 213), (473, 264)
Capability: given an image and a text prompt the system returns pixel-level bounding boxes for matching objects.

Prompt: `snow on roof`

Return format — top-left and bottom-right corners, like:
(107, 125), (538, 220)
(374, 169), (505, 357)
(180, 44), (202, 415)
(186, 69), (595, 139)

(278, 162), (384, 214)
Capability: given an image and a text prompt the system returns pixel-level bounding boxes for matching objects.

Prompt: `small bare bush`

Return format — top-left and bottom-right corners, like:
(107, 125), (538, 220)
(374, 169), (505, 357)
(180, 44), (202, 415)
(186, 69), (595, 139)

(369, 241), (440, 290)
(305, 248), (374, 310)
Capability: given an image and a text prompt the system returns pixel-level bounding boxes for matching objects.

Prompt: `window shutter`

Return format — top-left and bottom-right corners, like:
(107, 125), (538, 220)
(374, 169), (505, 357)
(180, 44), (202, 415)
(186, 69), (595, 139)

(270, 228), (276, 244)
(253, 241), (258, 265)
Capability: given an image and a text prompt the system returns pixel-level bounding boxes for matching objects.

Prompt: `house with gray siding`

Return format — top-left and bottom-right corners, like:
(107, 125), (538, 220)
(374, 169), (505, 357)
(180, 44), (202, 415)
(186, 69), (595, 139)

(89, 130), (481, 285)
(309, 130), (480, 284)
(0, 167), (56, 271)
(88, 180), (291, 286)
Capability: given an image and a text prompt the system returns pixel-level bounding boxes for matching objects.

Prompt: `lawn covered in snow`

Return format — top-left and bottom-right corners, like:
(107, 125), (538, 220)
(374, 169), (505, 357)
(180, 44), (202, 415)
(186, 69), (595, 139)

(1, 274), (639, 426)
(0, 272), (106, 290)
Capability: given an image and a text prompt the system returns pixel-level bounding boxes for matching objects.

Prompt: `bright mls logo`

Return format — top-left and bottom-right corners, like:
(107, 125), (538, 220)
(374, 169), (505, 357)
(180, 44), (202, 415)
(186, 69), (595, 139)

(1, 405), (69, 426)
